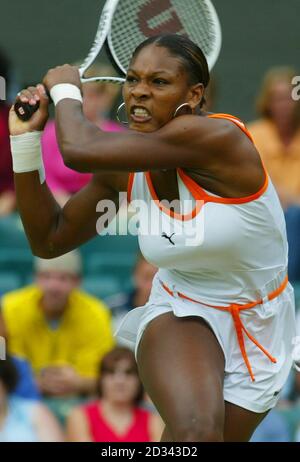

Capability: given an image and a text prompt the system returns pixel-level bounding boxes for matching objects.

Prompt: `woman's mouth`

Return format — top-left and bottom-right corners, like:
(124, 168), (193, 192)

(130, 106), (152, 123)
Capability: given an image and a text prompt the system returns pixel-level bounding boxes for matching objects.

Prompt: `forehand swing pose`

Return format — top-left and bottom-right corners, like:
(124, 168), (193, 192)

(9, 35), (295, 442)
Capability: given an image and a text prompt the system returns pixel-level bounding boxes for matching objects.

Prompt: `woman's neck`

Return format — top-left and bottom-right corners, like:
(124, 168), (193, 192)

(100, 398), (134, 415)
(272, 117), (297, 146)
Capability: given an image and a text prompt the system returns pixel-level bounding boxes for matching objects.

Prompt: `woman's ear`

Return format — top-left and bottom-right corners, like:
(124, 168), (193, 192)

(188, 83), (205, 111)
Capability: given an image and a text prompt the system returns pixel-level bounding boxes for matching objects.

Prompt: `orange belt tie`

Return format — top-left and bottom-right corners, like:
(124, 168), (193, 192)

(160, 276), (289, 381)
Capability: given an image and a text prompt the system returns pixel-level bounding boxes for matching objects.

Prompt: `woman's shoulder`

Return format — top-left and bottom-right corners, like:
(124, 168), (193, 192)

(134, 405), (154, 420)
(80, 400), (99, 413)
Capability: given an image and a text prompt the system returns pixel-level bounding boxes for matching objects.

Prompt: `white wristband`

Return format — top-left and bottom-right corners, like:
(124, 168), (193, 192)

(10, 131), (45, 184)
(50, 83), (83, 106)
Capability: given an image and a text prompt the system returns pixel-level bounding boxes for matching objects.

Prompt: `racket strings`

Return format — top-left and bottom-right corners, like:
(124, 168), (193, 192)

(109, 0), (221, 73)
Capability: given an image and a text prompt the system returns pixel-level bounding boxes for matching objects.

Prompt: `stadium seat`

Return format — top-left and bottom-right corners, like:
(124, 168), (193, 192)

(82, 275), (122, 300)
(0, 214), (30, 251)
(0, 250), (33, 283)
(80, 234), (139, 258)
(0, 272), (22, 296)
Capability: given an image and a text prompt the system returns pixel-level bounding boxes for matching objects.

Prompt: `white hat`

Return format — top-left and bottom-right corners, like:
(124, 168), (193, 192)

(34, 250), (82, 276)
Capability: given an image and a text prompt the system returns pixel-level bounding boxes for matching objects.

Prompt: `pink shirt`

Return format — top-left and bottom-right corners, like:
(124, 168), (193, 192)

(41, 119), (124, 194)
(0, 104), (14, 192)
(83, 401), (152, 442)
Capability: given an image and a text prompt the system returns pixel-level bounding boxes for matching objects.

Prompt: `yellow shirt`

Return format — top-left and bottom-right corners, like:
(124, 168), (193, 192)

(248, 119), (300, 197)
(2, 286), (115, 378)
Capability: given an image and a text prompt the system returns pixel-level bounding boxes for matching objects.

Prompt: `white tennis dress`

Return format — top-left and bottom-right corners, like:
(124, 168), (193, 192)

(115, 114), (296, 413)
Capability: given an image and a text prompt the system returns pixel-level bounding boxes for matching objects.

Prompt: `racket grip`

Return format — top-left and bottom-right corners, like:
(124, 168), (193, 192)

(14, 89), (52, 122)
(14, 101), (40, 121)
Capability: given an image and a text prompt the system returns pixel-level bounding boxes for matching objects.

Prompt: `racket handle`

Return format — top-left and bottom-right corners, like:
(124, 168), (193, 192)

(14, 89), (52, 121)
(14, 101), (40, 121)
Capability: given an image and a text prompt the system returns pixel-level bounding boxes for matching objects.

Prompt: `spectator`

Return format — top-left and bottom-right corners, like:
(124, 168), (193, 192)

(0, 48), (15, 216)
(248, 67), (300, 281)
(0, 317), (40, 400)
(1, 250), (115, 423)
(106, 254), (157, 334)
(0, 356), (63, 442)
(41, 64), (124, 206)
(12, 356), (41, 401)
(67, 347), (163, 442)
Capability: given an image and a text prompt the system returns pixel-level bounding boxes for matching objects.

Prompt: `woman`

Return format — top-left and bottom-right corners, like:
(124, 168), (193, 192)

(248, 67), (300, 282)
(0, 356), (63, 442)
(67, 347), (163, 442)
(9, 34), (295, 441)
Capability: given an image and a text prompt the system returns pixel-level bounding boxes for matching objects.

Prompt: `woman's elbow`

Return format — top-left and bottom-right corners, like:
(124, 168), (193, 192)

(31, 246), (57, 260)
(62, 145), (88, 173)
(30, 240), (65, 260)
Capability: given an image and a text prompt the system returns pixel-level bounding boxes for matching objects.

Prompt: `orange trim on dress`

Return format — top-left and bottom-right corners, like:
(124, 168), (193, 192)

(208, 113), (254, 143)
(145, 171), (204, 222)
(177, 167), (269, 205)
(176, 113), (268, 205)
(160, 275), (289, 382)
(127, 173), (135, 203)
(144, 113), (268, 216)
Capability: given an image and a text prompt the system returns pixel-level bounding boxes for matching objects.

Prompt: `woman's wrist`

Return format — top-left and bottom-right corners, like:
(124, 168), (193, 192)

(10, 131), (45, 184)
(50, 83), (83, 106)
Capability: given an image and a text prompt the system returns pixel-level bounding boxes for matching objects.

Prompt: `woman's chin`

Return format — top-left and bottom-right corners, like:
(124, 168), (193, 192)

(129, 122), (157, 133)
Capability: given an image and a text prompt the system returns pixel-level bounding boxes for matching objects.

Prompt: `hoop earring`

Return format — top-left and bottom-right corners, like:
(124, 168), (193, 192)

(173, 103), (194, 118)
(116, 102), (128, 125)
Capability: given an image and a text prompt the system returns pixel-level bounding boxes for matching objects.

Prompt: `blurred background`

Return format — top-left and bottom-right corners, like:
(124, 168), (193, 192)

(0, 0), (300, 443)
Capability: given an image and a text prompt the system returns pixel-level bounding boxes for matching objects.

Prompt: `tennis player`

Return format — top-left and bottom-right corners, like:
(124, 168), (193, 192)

(9, 35), (295, 442)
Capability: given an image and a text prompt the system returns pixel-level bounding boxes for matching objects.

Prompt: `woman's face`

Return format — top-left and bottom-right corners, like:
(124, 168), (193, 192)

(268, 80), (296, 123)
(100, 358), (141, 405)
(123, 44), (201, 132)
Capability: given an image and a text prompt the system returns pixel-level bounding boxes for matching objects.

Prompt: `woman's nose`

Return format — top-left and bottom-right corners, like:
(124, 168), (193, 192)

(131, 82), (151, 99)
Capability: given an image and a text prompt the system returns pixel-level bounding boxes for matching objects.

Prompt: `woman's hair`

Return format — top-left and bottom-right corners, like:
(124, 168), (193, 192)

(255, 66), (300, 123)
(98, 347), (144, 405)
(131, 34), (210, 109)
(0, 356), (19, 394)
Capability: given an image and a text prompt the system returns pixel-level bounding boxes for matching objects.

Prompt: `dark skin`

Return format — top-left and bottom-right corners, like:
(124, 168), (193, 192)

(9, 44), (268, 441)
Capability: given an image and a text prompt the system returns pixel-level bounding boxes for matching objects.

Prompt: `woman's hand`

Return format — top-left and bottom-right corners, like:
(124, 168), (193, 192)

(9, 84), (49, 136)
(43, 64), (82, 92)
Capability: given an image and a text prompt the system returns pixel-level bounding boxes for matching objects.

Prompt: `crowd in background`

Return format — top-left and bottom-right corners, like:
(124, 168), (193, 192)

(1, 47), (300, 442)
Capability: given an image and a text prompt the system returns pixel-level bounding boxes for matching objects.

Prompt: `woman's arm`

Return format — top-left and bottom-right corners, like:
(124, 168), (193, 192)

(14, 169), (126, 258)
(149, 413), (165, 442)
(9, 87), (127, 258)
(33, 403), (65, 442)
(56, 102), (223, 173)
(66, 407), (93, 442)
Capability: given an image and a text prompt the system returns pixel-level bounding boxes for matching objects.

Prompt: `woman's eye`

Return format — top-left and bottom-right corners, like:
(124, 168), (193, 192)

(154, 79), (168, 85)
(126, 76), (138, 83)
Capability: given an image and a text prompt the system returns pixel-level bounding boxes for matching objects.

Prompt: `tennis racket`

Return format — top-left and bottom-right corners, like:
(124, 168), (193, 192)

(15, 0), (222, 121)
